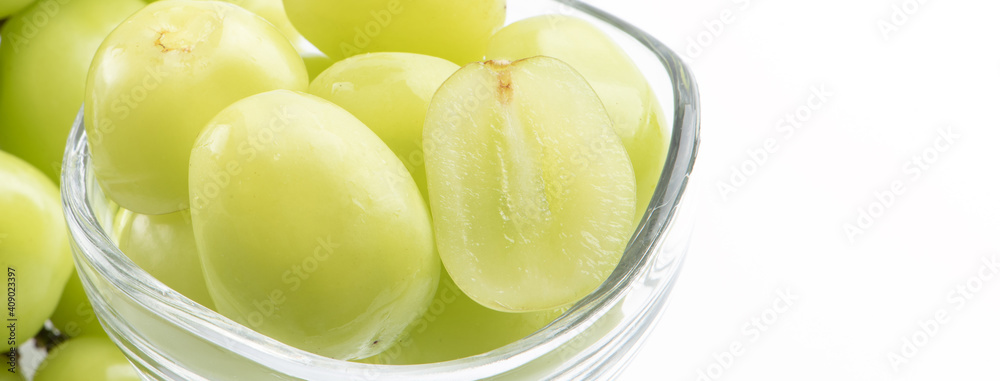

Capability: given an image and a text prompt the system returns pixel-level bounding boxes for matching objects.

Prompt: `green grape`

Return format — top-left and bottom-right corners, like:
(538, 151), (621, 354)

(85, 0), (309, 215)
(0, 0), (145, 181)
(189, 90), (439, 360)
(0, 0), (33, 20)
(308, 52), (459, 202)
(370, 267), (563, 364)
(33, 336), (140, 381)
(284, 0), (506, 64)
(187, 0), (334, 79)
(114, 209), (215, 309)
(424, 58), (636, 312)
(0, 150), (72, 347)
(486, 15), (670, 226)
(49, 271), (105, 339)
(0, 368), (23, 381)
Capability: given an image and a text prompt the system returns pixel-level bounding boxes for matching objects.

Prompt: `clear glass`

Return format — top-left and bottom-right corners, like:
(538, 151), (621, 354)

(60, 1), (700, 379)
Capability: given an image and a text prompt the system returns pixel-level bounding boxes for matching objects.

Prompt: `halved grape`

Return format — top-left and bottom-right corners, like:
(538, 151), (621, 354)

(0, 150), (72, 347)
(369, 267), (564, 364)
(49, 272), (105, 339)
(486, 15), (671, 225)
(308, 52), (459, 201)
(424, 58), (636, 312)
(115, 209), (215, 309)
(85, 0), (308, 215)
(33, 337), (140, 381)
(0, 0), (145, 181)
(284, 0), (506, 64)
(190, 90), (439, 360)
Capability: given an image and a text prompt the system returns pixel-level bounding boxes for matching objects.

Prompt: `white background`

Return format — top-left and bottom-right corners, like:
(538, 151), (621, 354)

(581, 0), (1000, 380)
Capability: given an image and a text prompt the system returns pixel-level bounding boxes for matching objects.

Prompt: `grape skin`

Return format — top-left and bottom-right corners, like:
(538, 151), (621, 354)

(0, 150), (72, 347)
(33, 337), (140, 381)
(189, 0), (335, 79)
(284, 0), (506, 64)
(190, 90), (439, 360)
(85, 0), (309, 215)
(368, 267), (564, 365)
(308, 52), (459, 202)
(115, 209), (215, 309)
(49, 272), (105, 339)
(0, 0), (146, 181)
(0, 0), (33, 19)
(0, 367), (23, 380)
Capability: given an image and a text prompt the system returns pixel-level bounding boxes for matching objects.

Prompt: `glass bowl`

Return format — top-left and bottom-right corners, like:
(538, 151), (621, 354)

(60, 1), (700, 379)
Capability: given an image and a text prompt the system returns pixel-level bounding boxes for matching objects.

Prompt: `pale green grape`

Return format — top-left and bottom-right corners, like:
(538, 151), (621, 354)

(33, 336), (140, 381)
(308, 52), (459, 201)
(186, 0), (335, 79)
(284, 0), (506, 64)
(189, 90), (439, 360)
(115, 209), (215, 309)
(85, 0), (308, 215)
(369, 267), (563, 364)
(486, 15), (670, 226)
(0, 150), (72, 347)
(424, 58), (635, 312)
(49, 271), (105, 339)
(0, 0), (145, 181)
(0, 0), (33, 20)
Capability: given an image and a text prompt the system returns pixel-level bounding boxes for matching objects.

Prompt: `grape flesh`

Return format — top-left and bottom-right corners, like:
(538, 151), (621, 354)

(0, 0), (146, 181)
(308, 52), (459, 201)
(33, 336), (140, 381)
(284, 0), (506, 64)
(85, 0), (309, 215)
(486, 15), (671, 225)
(115, 209), (215, 309)
(189, 90), (439, 360)
(369, 267), (564, 364)
(424, 58), (636, 312)
(0, 150), (72, 347)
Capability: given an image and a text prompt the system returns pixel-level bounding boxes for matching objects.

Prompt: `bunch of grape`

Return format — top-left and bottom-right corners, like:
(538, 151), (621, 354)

(0, 0), (670, 375)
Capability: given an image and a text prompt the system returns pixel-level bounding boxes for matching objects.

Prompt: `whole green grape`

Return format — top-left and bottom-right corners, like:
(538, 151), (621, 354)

(187, 0), (334, 79)
(308, 52), (459, 201)
(190, 90), (439, 360)
(0, 0), (145, 181)
(0, 0), (33, 20)
(49, 270), (105, 339)
(284, 0), (506, 64)
(85, 0), (309, 215)
(0, 150), (72, 347)
(370, 267), (564, 364)
(424, 58), (636, 312)
(115, 209), (215, 309)
(486, 15), (671, 226)
(33, 336), (140, 381)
